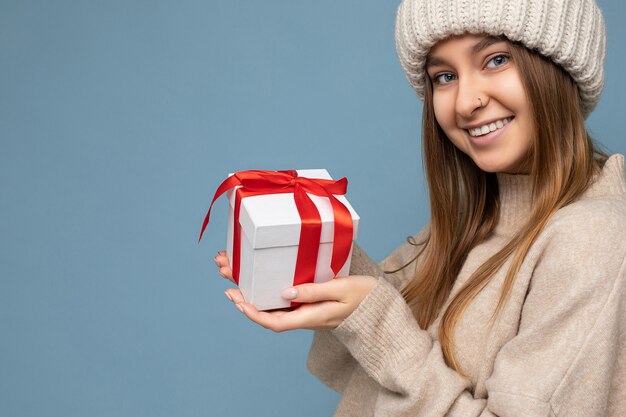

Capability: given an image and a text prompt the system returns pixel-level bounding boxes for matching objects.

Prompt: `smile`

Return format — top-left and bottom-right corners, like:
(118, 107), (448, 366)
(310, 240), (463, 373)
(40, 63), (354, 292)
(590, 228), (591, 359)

(467, 117), (513, 137)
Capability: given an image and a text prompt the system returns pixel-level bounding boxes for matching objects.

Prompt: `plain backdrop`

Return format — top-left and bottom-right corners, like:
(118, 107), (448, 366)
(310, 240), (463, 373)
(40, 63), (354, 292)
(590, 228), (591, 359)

(1, 1), (624, 416)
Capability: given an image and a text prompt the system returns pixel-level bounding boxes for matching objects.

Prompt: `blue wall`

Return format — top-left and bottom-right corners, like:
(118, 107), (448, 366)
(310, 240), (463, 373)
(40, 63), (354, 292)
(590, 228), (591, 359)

(1, 1), (624, 416)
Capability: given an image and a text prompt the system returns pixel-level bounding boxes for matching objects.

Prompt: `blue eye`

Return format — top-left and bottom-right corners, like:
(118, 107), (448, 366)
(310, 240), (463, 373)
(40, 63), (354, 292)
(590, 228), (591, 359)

(434, 73), (457, 84)
(486, 54), (509, 68)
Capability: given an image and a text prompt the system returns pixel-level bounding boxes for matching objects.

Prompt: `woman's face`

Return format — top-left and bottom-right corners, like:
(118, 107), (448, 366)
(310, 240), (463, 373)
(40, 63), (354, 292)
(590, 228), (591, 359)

(426, 35), (533, 174)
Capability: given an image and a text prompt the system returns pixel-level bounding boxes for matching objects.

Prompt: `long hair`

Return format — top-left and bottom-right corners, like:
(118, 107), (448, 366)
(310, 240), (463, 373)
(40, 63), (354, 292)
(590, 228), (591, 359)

(399, 39), (608, 374)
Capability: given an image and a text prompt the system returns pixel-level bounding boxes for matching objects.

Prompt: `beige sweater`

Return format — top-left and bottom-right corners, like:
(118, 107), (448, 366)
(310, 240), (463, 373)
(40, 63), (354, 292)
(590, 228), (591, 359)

(307, 154), (626, 417)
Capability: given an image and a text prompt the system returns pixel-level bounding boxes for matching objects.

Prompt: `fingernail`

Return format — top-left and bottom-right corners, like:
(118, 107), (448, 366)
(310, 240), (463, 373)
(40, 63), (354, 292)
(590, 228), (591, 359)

(281, 287), (298, 300)
(224, 291), (233, 302)
(235, 303), (244, 313)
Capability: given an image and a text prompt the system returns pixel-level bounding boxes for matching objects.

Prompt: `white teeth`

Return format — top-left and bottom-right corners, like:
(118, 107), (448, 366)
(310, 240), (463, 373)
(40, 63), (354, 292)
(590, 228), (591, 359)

(468, 117), (512, 137)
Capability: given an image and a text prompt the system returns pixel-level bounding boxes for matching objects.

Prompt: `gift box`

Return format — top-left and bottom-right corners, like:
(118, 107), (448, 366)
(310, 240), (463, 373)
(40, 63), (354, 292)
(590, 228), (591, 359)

(200, 169), (360, 311)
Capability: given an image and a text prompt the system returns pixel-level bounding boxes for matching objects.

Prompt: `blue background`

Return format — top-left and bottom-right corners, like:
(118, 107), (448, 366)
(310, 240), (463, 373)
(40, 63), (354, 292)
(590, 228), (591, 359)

(1, 0), (624, 416)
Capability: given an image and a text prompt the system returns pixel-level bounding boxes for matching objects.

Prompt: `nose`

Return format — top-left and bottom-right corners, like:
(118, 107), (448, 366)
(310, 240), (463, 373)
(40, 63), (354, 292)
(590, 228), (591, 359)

(455, 74), (488, 118)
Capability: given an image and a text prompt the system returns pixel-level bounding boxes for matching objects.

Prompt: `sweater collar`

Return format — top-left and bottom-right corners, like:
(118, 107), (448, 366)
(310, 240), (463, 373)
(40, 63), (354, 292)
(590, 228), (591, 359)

(493, 170), (533, 237)
(582, 153), (626, 199)
(492, 154), (625, 237)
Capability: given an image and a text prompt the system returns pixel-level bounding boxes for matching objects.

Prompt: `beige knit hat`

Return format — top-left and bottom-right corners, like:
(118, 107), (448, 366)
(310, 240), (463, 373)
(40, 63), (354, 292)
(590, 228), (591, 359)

(395, 0), (606, 117)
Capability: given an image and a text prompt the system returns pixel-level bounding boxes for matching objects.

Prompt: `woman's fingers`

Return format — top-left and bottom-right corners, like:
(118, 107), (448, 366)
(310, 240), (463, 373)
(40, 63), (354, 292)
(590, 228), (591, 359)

(222, 284), (333, 331)
(214, 252), (230, 269)
(214, 251), (234, 282)
(220, 272), (377, 331)
(280, 277), (349, 303)
(224, 288), (244, 304)
(231, 301), (339, 332)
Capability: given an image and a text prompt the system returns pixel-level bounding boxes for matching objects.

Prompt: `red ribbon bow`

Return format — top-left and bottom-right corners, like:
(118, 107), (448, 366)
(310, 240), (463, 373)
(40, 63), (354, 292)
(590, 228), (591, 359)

(199, 170), (354, 288)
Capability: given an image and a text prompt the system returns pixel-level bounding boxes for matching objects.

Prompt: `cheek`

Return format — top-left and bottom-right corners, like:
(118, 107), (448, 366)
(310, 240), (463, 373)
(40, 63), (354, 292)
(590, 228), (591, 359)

(432, 93), (466, 150)
(432, 94), (454, 130)
(498, 71), (529, 114)
(504, 82), (533, 147)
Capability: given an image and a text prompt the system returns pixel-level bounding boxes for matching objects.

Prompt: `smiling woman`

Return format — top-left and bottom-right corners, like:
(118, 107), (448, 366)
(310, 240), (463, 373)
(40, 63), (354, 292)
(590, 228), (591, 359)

(426, 35), (534, 174)
(215, 0), (626, 415)
(411, 30), (611, 375)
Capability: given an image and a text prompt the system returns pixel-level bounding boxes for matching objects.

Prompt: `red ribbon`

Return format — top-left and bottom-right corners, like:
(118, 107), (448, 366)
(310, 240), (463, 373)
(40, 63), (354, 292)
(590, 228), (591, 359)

(199, 170), (353, 292)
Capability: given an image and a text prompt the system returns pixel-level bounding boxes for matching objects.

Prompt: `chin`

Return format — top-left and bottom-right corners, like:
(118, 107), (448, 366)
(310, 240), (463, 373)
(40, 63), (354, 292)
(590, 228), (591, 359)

(472, 158), (516, 174)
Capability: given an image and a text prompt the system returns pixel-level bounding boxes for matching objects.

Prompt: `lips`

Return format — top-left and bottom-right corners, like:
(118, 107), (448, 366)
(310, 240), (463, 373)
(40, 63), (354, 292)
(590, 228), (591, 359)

(467, 117), (514, 137)
(466, 117), (514, 146)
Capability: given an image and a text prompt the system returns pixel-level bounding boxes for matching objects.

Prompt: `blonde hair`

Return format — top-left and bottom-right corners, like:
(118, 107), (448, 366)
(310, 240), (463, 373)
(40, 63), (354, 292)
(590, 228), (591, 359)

(398, 39), (608, 374)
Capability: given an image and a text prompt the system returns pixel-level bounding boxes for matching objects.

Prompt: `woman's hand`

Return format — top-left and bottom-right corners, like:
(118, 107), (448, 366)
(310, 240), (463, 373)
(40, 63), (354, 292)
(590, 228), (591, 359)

(214, 251), (377, 332)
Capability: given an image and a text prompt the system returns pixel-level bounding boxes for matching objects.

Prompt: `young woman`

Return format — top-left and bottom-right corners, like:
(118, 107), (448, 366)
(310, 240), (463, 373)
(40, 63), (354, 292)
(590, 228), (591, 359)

(215, 0), (626, 415)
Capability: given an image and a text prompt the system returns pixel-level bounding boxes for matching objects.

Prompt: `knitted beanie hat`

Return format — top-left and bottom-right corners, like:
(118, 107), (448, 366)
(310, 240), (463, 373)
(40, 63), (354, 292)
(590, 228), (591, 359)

(395, 0), (606, 118)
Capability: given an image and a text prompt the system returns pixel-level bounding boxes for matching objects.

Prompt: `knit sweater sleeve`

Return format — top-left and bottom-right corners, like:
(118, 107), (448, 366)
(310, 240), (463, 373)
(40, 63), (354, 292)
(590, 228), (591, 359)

(329, 200), (626, 416)
(307, 228), (429, 393)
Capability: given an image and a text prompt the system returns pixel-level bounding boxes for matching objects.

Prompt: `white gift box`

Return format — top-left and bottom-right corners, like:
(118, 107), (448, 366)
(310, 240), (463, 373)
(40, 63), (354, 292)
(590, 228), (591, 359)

(226, 169), (360, 311)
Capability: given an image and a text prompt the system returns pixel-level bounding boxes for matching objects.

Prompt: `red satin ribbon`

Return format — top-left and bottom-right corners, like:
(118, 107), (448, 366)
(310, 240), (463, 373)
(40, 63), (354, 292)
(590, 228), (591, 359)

(199, 170), (353, 292)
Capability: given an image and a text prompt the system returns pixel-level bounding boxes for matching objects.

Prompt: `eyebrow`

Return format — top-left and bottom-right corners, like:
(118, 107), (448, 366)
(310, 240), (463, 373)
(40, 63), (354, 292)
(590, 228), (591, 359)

(472, 36), (506, 54)
(425, 36), (506, 69)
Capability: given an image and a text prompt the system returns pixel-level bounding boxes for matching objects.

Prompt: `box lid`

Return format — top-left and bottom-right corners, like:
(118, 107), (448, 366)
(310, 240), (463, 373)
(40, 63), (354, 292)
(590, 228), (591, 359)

(227, 169), (360, 249)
